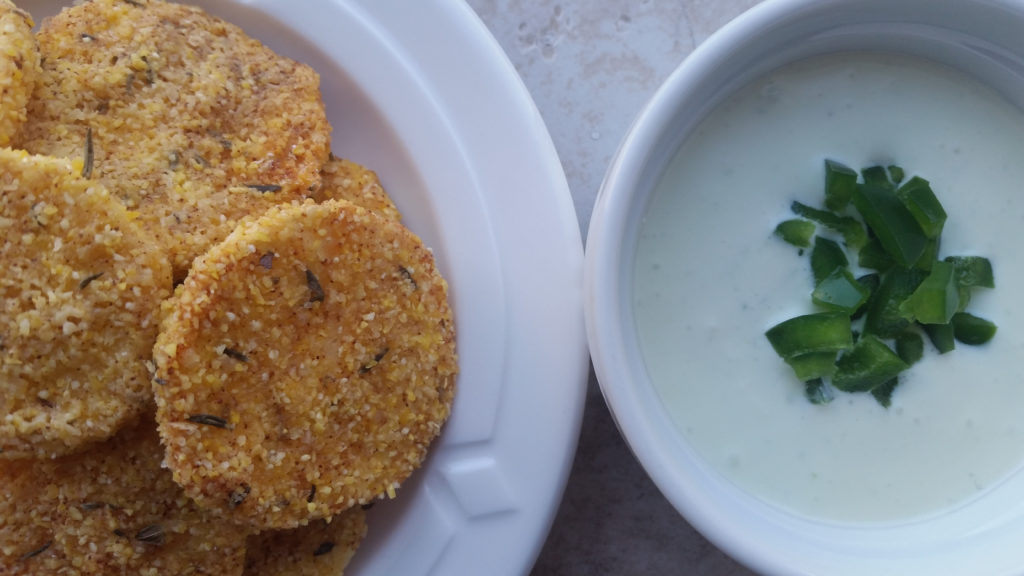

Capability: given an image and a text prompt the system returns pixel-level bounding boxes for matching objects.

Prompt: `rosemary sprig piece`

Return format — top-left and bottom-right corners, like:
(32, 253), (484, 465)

(186, 414), (232, 429)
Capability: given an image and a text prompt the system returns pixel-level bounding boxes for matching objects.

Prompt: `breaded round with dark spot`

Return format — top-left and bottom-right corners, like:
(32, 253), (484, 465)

(0, 149), (172, 458)
(0, 457), (67, 573)
(243, 510), (366, 576)
(154, 199), (457, 529)
(0, 414), (250, 575)
(17, 0), (330, 279)
(0, 0), (38, 147)
(312, 155), (401, 221)
(53, 414), (251, 576)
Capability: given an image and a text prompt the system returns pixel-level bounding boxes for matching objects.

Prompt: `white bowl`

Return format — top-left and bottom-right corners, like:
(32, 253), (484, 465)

(586, 0), (1024, 574)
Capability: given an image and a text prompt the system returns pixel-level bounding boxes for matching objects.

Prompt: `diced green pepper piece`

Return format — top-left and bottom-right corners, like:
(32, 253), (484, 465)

(899, 260), (960, 325)
(850, 274), (880, 321)
(887, 165), (905, 185)
(895, 329), (924, 365)
(951, 313), (997, 345)
(810, 236), (848, 284)
(765, 312), (854, 359)
(863, 267), (926, 338)
(858, 237), (895, 272)
(896, 176), (947, 239)
(945, 256), (995, 289)
(912, 237), (941, 272)
(861, 165), (892, 188)
(791, 201), (869, 251)
(851, 182), (929, 267)
(922, 322), (955, 354)
(805, 378), (835, 405)
(871, 377), (899, 408)
(824, 159), (858, 211)
(774, 219), (816, 248)
(832, 335), (909, 393)
(786, 352), (838, 381)
(812, 268), (870, 314)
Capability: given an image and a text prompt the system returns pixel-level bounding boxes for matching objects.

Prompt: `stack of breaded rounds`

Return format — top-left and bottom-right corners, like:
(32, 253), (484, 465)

(0, 1), (458, 574)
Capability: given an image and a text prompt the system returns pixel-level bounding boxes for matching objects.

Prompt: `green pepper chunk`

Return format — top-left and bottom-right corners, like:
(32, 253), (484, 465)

(850, 274), (880, 321)
(812, 268), (870, 314)
(899, 260), (960, 325)
(912, 237), (941, 272)
(945, 256), (995, 289)
(863, 267), (925, 338)
(765, 312), (854, 359)
(871, 378), (899, 408)
(810, 236), (848, 284)
(896, 176), (947, 239)
(895, 329), (924, 365)
(922, 322), (955, 354)
(832, 335), (910, 393)
(824, 159), (858, 211)
(851, 182), (929, 267)
(791, 201), (869, 251)
(857, 237), (895, 272)
(805, 378), (835, 405)
(774, 219), (816, 248)
(887, 165), (905, 185)
(861, 165), (892, 188)
(951, 312), (997, 345)
(786, 352), (838, 381)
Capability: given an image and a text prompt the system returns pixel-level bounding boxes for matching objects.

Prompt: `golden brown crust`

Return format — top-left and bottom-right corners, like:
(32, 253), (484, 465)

(0, 457), (66, 574)
(17, 0), (331, 278)
(313, 156), (401, 221)
(0, 149), (172, 458)
(243, 510), (367, 576)
(154, 199), (457, 529)
(0, 0), (38, 147)
(0, 415), (250, 575)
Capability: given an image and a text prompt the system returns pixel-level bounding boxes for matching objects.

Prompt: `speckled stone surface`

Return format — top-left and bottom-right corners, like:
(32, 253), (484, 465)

(464, 1), (763, 574)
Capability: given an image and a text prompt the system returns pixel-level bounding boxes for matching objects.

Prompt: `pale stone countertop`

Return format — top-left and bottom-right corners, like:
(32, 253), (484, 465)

(463, 1), (764, 574)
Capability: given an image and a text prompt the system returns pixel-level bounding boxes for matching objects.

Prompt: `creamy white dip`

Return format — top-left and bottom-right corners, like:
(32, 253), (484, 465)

(633, 52), (1024, 522)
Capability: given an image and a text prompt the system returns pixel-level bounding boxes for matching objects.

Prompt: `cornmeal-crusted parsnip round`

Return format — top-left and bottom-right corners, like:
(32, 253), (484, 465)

(17, 0), (330, 279)
(154, 199), (457, 528)
(312, 156), (401, 221)
(0, 0), (38, 147)
(0, 149), (172, 458)
(243, 510), (367, 576)
(0, 414), (250, 575)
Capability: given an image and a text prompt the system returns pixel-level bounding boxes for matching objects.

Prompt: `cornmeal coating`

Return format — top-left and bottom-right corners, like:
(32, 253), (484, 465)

(0, 149), (172, 458)
(154, 199), (457, 529)
(0, 1), (38, 147)
(0, 415), (250, 575)
(243, 510), (367, 576)
(0, 457), (67, 574)
(18, 0), (330, 278)
(313, 155), (401, 221)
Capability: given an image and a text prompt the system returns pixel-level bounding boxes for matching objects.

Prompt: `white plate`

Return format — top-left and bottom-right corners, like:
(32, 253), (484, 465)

(21, 0), (588, 574)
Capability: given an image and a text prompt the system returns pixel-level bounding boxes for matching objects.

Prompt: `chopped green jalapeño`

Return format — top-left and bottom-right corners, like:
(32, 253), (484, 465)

(767, 158), (997, 407)
(852, 182), (928, 267)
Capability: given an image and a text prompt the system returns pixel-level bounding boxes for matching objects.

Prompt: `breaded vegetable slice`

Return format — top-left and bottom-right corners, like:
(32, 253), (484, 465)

(154, 199), (457, 529)
(312, 155), (401, 221)
(0, 149), (172, 458)
(54, 414), (251, 576)
(0, 415), (250, 575)
(0, 458), (67, 573)
(0, 0), (38, 147)
(243, 510), (367, 576)
(18, 0), (330, 278)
